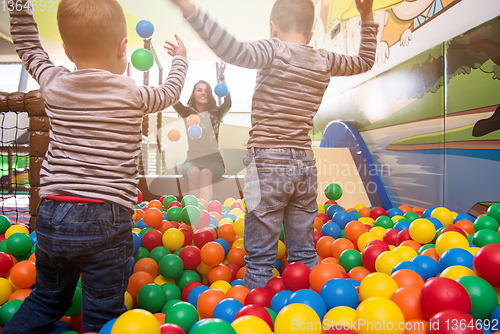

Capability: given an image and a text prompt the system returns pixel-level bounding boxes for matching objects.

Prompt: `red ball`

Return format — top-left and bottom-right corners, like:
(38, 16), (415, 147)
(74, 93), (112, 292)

(365, 240), (390, 251)
(383, 229), (399, 246)
(136, 189), (143, 205)
(396, 229), (412, 245)
(167, 201), (182, 209)
(438, 226), (467, 239)
(179, 228), (193, 247)
(362, 244), (387, 272)
(313, 231), (324, 246)
(364, 224), (372, 232)
(234, 304), (273, 330)
(160, 323), (185, 334)
(370, 206), (387, 220)
(207, 200), (223, 214)
(281, 262), (311, 291)
(178, 245), (201, 270)
(226, 262), (241, 281)
(141, 229), (163, 252)
(317, 213), (330, 224)
(428, 310), (483, 334)
(420, 277), (471, 320)
(473, 243), (500, 287)
(181, 281), (203, 301)
(265, 276), (286, 296)
(244, 288), (273, 308)
(193, 228), (214, 249)
(0, 252), (14, 277)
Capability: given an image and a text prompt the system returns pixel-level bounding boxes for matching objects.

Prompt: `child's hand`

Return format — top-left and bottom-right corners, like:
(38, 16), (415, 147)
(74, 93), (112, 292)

(164, 35), (187, 58)
(355, 0), (374, 22)
(218, 61), (226, 81)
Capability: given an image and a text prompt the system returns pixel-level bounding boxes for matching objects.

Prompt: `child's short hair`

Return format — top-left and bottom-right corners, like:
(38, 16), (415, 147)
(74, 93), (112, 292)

(270, 0), (315, 39)
(57, 0), (127, 59)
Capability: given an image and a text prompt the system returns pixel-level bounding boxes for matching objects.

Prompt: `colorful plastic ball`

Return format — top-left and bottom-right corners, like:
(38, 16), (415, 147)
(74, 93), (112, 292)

(232, 315), (273, 334)
(428, 309), (483, 334)
(361, 244), (386, 272)
(390, 268), (425, 289)
(409, 218), (436, 244)
(327, 205), (343, 219)
(159, 323), (185, 334)
(200, 242), (225, 266)
(181, 205), (201, 226)
(321, 222), (341, 239)
(161, 282), (181, 302)
(175, 270), (201, 291)
(387, 207), (404, 218)
(167, 128), (181, 142)
(186, 114), (200, 126)
(131, 48), (154, 72)
(193, 228), (215, 249)
(244, 288), (273, 308)
(472, 229), (500, 247)
(474, 215), (500, 232)
(419, 277), (471, 320)
(5, 224), (29, 239)
(270, 289), (293, 314)
(110, 309), (160, 334)
(189, 318), (236, 334)
(214, 83), (228, 97)
(178, 245), (201, 270)
(137, 283), (167, 314)
(487, 203), (500, 223)
(274, 303), (322, 334)
(435, 231), (469, 256)
(374, 216), (393, 229)
(165, 301), (199, 333)
(438, 248), (473, 272)
(0, 215), (10, 234)
(136, 20), (154, 39)
(141, 229), (163, 252)
(282, 262), (311, 291)
(309, 262), (342, 293)
(440, 265), (476, 280)
(287, 288), (327, 320)
(212, 298), (243, 323)
(390, 286), (424, 321)
(158, 253), (183, 280)
(473, 243), (500, 287)
(393, 219), (411, 231)
(325, 183), (343, 201)
(456, 275), (497, 320)
(197, 288), (226, 319)
(410, 255), (439, 280)
(375, 251), (404, 275)
(0, 277), (13, 304)
(188, 124), (202, 139)
(393, 245), (418, 261)
(187, 285), (209, 307)
(338, 249), (362, 272)
(9, 260), (36, 289)
(5, 232), (32, 257)
(320, 278), (358, 310)
(208, 265), (232, 285)
(0, 299), (22, 327)
(359, 272), (398, 300)
(332, 211), (352, 230)
(355, 297), (405, 334)
(322, 306), (357, 331)
(235, 304), (274, 329)
(162, 229), (185, 252)
(0, 251), (14, 277)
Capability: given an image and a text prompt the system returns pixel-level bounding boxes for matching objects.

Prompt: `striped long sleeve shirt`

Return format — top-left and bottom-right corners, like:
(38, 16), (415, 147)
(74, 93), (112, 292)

(9, 1), (188, 212)
(186, 7), (377, 151)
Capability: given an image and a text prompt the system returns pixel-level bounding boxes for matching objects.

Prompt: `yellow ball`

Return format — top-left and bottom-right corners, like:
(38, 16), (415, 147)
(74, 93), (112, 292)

(233, 217), (245, 238)
(318, 204), (325, 214)
(370, 226), (386, 240)
(440, 265), (477, 280)
(230, 208), (244, 217)
(391, 215), (405, 223)
(275, 304), (322, 334)
(322, 306), (357, 331)
(431, 207), (453, 227)
(393, 245), (418, 261)
(354, 203), (366, 211)
(359, 272), (399, 300)
(162, 228), (185, 251)
(196, 262), (213, 275)
(277, 240), (286, 259)
(357, 232), (378, 252)
(375, 251), (404, 275)
(154, 275), (172, 286)
(124, 291), (133, 310)
(409, 218), (436, 244)
(435, 231), (469, 256)
(355, 297), (405, 334)
(0, 277), (13, 305)
(132, 227), (142, 234)
(240, 198), (245, 210)
(224, 197), (236, 208)
(219, 218), (234, 226)
(272, 268), (281, 277)
(358, 217), (375, 226)
(111, 309), (160, 334)
(5, 225), (29, 239)
(210, 280), (232, 294)
(232, 315), (273, 334)
(232, 238), (244, 249)
(468, 247), (480, 256)
(388, 245), (396, 251)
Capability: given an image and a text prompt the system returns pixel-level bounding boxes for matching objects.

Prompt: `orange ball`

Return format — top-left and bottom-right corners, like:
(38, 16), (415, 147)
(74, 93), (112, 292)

(412, 207), (424, 213)
(187, 114), (200, 126)
(28, 252), (36, 263)
(309, 262), (342, 293)
(420, 248), (440, 263)
(331, 238), (354, 259)
(10, 260), (36, 289)
(154, 312), (166, 325)
(398, 205), (412, 214)
(218, 223), (236, 244)
(453, 219), (475, 235)
(321, 257), (339, 264)
(226, 285), (249, 305)
(206, 227), (217, 240)
(179, 223), (195, 235)
(201, 242), (225, 266)
(358, 207), (371, 217)
(348, 266), (371, 282)
(316, 236), (335, 258)
(134, 258), (159, 279)
(167, 128), (181, 141)
(158, 220), (173, 234)
(148, 200), (164, 211)
(227, 247), (247, 267)
(143, 207), (164, 229)
(405, 320), (428, 334)
(391, 269), (424, 289)
(207, 264), (232, 285)
(127, 271), (154, 300)
(197, 288), (226, 319)
(390, 286), (424, 321)
(198, 199), (207, 210)
(8, 288), (31, 302)
(399, 240), (421, 254)
(314, 217), (325, 231)
(134, 209), (145, 222)
(344, 220), (366, 243)
(236, 266), (246, 280)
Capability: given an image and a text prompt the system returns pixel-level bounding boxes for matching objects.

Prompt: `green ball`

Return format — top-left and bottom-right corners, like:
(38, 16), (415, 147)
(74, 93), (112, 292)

(279, 225), (285, 242)
(167, 206), (182, 223)
(404, 212), (419, 223)
(159, 254), (184, 280)
(473, 215), (500, 232)
(161, 298), (182, 314)
(434, 226), (445, 242)
(137, 283), (167, 313)
(340, 229), (346, 239)
(338, 248), (363, 272)
(198, 203), (206, 210)
(175, 270), (201, 291)
(163, 195), (178, 208)
(133, 247), (150, 262)
(0, 239), (8, 253)
(222, 205), (230, 213)
(139, 227), (154, 237)
(487, 203), (500, 223)
(324, 204), (331, 211)
(161, 282), (182, 302)
(131, 48), (154, 71)
(6, 232), (32, 257)
(417, 244), (435, 255)
(150, 246), (171, 263)
(0, 299), (22, 327)
(181, 195), (198, 207)
(30, 243), (36, 255)
(472, 229), (500, 247)
(189, 318), (236, 334)
(65, 287), (82, 317)
(324, 183), (343, 201)
(61, 331), (80, 334)
(181, 205), (201, 226)
(374, 216), (393, 229)
(456, 275), (497, 320)
(0, 216), (10, 234)
(265, 307), (277, 325)
(166, 301), (199, 333)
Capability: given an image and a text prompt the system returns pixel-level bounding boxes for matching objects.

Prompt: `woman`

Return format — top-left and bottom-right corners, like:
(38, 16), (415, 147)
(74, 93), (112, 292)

(173, 62), (231, 202)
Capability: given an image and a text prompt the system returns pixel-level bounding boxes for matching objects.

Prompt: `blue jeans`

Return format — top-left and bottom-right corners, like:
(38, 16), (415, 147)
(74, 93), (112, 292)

(242, 148), (319, 290)
(1, 199), (134, 334)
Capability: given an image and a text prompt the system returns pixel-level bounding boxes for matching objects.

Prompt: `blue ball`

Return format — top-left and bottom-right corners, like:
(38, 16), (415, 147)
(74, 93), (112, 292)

(214, 83), (228, 97)
(326, 204), (343, 219)
(29, 231), (37, 245)
(231, 279), (244, 286)
(136, 20), (155, 39)
(345, 278), (360, 287)
(393, 219), (411, 231)
(410, 255), (439, 280)
(214, 238), (230, 256)
(438, 248), (474, 272)
(426, 217), (443, 230)
(187, 285), (209, 308)
(332, 210), (352, 229)
(270, 289), (293, 314)
(274, 258), (282, 273)
(223, 213), (237, 221)
(490, 304), (500, 330)
(213, 298), (243, 323)
(210, 215), (219, 227)
(320, 278), (358, 310)
(349, 211), (359, 221)
(454, 213), (475, 223)
(98, 318), (117, 334)
(391, 261), (426, 280)
(136, 218), (147, 230)
(188, 124), (202, 139)
(45, 321), (73, 334)
(422, 208), (434, 218)
(387, 207), (404, 218)
(288, 289), (327, 319)
(321, 221), (341, 239)
(132, 231), (142, 254)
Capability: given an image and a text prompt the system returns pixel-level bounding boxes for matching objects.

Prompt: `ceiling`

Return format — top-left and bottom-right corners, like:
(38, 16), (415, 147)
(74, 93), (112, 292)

(0, 0), (274, 63)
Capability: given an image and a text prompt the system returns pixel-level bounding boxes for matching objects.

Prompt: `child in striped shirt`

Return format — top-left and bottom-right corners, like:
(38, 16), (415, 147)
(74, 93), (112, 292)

(169, 0), (377, 290)
(5, 0), (187, 332)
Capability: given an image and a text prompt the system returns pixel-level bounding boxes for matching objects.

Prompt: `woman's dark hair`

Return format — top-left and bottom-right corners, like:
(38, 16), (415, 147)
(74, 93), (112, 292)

(187, 80), (217, 111)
